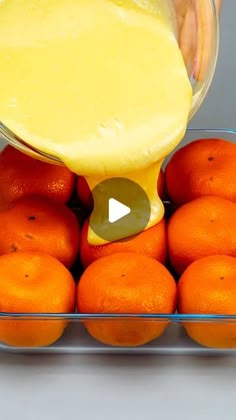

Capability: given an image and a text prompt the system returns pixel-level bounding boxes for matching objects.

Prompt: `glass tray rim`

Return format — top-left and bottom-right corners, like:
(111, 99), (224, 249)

(2, 312), (236, 322)
(0, 128), (236, 353)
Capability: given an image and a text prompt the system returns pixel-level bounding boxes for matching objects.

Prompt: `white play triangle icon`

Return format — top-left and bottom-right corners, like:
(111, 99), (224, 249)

(108, 198), (131, 224)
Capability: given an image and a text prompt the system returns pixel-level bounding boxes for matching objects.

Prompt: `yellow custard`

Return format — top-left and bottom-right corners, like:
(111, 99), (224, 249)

(0, 0), (192, 244)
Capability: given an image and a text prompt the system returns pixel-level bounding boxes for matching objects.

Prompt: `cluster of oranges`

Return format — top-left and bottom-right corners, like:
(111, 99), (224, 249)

(0, 138), (236, 349)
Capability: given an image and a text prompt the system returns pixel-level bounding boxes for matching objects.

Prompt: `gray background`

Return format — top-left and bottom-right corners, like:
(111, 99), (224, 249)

(192, 1), (235, 129)
(1, 2), (236, 420)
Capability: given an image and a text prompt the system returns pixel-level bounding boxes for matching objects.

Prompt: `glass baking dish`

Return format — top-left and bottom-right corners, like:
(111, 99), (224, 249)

(0, 128), (236, 355)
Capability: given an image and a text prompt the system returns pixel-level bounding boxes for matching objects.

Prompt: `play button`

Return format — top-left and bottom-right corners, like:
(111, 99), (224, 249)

(108, 198), (131, 223)
(89, 177), (151, 243)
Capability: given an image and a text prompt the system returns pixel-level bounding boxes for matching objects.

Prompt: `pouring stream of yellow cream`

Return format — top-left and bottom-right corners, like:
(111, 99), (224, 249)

(0, 0), (192, 244)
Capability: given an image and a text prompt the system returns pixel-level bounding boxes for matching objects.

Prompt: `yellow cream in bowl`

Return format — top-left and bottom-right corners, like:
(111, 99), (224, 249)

(0, 0), (192, 244)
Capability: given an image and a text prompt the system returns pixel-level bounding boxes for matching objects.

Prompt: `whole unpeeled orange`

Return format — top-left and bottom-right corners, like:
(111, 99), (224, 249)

(167, 195), (236, 275)
(0, 145), (75, 208)
(77, 252), (177, 347)
(0, 196), (80, 268)
(0, 252), (76, 347)
(178, 255), (236, 349)
(165, 138), (236, 205)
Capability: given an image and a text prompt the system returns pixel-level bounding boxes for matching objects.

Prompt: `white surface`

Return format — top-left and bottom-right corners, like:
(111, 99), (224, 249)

(1, 2), (236, 420)
(1, 354), (236, 420)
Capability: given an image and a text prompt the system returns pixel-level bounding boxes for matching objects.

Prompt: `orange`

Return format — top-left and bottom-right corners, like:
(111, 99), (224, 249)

(0, 196), (80, 268)
(0, 145), (75, 208)
(77, 169), (165, 212)
(77, 252), (177, 347)
(80, 217), (167, 268)
(167, 195), (236, 275)
(178, 255), (236, 349)
(165, 138), (236, 205)
(0, 252), (76, 347)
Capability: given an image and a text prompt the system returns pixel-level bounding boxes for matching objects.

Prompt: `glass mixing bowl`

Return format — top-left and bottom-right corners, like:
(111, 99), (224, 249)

(0, 0), (219, 165)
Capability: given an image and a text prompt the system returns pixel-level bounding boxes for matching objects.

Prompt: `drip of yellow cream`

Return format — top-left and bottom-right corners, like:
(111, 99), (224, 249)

(86, 160), (163, 245)
(0, 0), (192, 244)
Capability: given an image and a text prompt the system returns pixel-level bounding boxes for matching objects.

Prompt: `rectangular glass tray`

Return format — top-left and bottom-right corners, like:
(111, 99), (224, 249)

(1, 128), (236, 355)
